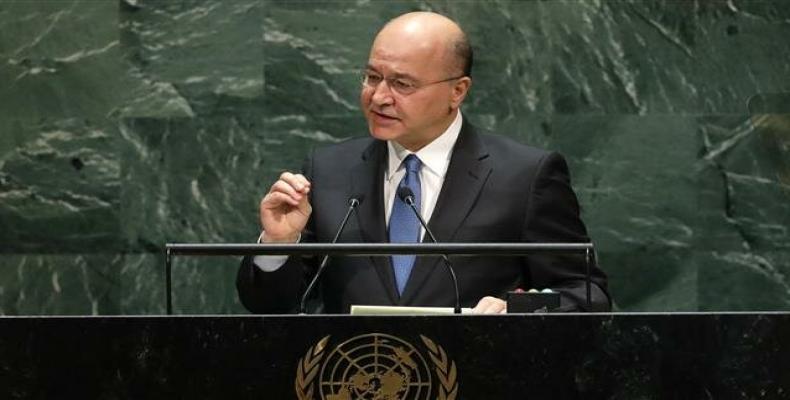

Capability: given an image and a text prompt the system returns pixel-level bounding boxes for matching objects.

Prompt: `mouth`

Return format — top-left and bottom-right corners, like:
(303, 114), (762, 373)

(370, 110), (399, 122)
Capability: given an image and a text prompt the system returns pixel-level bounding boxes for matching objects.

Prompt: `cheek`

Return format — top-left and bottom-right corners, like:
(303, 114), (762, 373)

(360, 89), (372, 108)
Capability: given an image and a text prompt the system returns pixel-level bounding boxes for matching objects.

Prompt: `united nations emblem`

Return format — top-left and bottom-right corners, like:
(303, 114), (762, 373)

(295, 333), (458, 400)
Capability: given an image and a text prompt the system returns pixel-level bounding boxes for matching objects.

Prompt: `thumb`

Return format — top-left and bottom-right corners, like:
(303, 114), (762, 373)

(296, 193), (312, 216)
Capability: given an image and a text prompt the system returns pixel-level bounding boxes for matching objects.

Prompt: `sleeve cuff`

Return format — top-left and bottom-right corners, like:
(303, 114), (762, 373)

(252, 231), (300, 272)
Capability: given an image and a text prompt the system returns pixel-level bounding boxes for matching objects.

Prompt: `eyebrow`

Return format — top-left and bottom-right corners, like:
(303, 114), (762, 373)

(364, 64), (418, 81)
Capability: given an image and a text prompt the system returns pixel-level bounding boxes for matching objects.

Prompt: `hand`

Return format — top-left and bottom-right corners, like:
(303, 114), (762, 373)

(259, 172), (312, 243)
(471, 296), (507, 314)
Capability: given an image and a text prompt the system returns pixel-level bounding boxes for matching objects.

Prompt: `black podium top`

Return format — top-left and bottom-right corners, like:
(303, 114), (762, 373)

(1, 313), (788, 399)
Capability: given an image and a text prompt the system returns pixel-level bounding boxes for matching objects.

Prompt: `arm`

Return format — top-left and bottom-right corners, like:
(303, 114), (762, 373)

(236, 156), (318, 314)
(237, 250), (312, 314)
(521, 152), (611, 311)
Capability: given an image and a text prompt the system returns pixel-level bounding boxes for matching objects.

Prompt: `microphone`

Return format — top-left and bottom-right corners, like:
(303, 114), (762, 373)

(298, 195), (363, 314)
(396, 186), (461, 314)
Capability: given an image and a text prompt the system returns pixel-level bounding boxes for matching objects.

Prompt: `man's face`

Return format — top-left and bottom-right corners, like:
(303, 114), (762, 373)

(360, 30), (460, 150)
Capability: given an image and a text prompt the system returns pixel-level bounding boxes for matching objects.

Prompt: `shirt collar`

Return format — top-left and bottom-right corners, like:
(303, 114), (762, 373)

(386, 111), (463, 181)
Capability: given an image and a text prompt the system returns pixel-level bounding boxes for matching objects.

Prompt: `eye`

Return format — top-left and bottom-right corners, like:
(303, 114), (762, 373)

(392, 79), (415, 91)
(364, 72), (382, 85)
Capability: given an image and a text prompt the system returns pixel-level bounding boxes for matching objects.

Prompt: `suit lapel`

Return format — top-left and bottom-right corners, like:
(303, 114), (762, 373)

(399, 121), (493, 305)
(350, 139), (399, 304)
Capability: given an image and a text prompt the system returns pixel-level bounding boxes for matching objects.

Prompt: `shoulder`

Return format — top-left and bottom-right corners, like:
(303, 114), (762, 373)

(461, 123), (572, 183)
(481, 132), (549, 157)
(471, 126), (557, 169)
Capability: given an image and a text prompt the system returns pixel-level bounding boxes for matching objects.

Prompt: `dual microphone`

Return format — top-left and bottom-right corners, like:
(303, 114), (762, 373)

(298, 191), (462, 314)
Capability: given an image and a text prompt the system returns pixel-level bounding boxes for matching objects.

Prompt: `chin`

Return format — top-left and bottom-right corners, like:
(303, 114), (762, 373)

(368, 125), (404, 142)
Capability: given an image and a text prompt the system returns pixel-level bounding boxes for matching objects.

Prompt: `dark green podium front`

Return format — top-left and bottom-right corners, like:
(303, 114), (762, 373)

(1, 313), (788, 399)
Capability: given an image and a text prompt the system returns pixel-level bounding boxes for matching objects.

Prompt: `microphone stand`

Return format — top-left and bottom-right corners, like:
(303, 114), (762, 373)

(298, 197), (361, 314)
(398, 188), (461, 314)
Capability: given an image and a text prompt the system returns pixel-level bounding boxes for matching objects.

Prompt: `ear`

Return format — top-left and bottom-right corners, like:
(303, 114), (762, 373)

(449, 77), (472, 110)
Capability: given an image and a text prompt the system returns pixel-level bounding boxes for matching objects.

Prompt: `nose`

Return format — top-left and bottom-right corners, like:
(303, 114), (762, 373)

(369, 79), (394, 107)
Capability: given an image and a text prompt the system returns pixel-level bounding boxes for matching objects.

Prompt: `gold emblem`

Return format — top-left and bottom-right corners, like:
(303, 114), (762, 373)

(295, 333), (458, 400)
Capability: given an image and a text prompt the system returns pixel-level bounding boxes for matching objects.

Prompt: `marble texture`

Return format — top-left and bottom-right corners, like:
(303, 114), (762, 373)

(0, 1), (127, 254)
(1, 0), (789, 314)
(0, 254), (121, 315)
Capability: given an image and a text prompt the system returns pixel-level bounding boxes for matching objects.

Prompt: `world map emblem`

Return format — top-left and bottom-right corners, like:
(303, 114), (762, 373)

(295, 333), (458, 400)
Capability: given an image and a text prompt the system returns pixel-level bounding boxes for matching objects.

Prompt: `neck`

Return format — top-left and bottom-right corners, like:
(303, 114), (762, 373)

(396, 109), (458, 152)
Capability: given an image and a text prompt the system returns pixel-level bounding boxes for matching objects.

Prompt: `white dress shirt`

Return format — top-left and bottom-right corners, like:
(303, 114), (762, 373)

(383, 110), (462, 236)
(254, 111), (463, 272)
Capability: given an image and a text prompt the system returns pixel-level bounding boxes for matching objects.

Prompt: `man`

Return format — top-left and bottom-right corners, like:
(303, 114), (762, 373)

(237, 12), (610, 314)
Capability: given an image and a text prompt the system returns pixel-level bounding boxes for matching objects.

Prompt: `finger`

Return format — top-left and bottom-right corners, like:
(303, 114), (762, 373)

(291, 173), (311, 192)
(471, 297), (494, 314)
(296, 194), (313, 215)
(269, 180), (304, 202)
(490, 301), (506, 314)
(471, 300), (484, 314)
(482, 301), (503, 314)
(262, 191), (300, 208)
(479, 296), (506, 314)
(280, 172), (311, 193)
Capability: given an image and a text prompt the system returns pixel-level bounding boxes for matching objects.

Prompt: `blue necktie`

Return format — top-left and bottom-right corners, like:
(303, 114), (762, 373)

(389, 154), (422, 295)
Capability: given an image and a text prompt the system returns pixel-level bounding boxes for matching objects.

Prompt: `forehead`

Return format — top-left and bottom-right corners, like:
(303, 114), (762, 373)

(366, 33), (446, 78)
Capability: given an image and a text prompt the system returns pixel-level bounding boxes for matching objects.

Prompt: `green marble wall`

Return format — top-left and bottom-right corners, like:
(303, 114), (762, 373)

(0, 0), (788, 315)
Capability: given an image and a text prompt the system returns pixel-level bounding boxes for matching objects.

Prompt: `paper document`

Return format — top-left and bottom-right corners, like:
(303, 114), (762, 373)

(350, 305), (474, 315)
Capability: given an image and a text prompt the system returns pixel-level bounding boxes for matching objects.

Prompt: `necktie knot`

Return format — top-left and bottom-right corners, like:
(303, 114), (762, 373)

(403, 154), (422, 174)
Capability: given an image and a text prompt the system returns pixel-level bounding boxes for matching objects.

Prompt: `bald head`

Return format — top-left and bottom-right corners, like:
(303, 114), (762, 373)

(361, 12), (474, 150)
(376, 12), (473, 78)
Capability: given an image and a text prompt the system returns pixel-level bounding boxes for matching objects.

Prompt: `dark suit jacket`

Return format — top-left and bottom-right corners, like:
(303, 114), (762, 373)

(237, 121), (610, 314)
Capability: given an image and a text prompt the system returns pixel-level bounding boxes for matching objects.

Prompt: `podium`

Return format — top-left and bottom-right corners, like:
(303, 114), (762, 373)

(1, 313), (789, 398)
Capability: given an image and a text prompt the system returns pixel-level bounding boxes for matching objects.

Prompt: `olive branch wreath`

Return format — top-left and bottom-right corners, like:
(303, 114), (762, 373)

(420, 335), (458, 400)
(295, 335), (330, 400)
